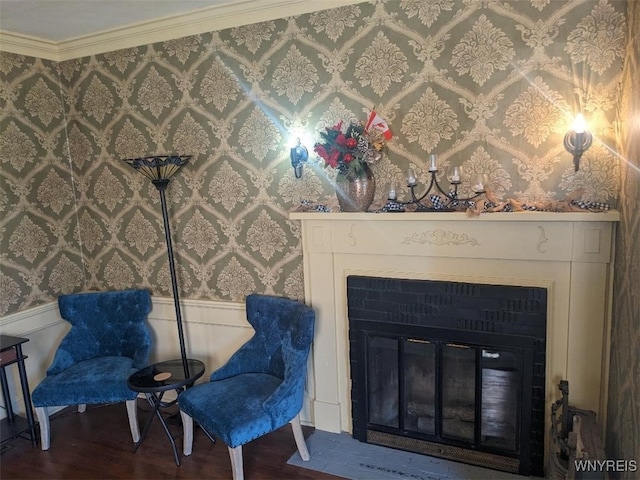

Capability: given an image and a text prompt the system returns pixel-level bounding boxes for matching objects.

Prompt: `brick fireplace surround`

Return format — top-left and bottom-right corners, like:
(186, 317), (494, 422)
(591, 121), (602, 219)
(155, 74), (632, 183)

(290, 210), (619, 474)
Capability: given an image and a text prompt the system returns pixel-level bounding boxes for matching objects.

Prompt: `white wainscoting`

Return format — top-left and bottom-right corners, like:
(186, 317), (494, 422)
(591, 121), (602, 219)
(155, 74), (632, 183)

(0, 296), (313, 424)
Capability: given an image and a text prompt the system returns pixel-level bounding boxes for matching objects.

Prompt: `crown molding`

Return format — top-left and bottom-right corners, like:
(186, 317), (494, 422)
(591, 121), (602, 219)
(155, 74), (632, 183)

(0, 0), (363, 62)
(0, 31), (61, 61)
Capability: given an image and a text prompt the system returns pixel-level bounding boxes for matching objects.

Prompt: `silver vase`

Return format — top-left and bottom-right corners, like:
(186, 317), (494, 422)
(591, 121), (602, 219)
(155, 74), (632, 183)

(335, 164), (375, 212)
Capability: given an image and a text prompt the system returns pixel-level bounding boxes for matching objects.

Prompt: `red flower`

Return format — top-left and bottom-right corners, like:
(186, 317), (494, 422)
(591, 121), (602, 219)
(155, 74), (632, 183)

(327, 150), (340, 168)
(345, 137), (357, 149)
(314, 144), (329, 161)
(343, 153), (353, 163)
(336, 133), (347, 146)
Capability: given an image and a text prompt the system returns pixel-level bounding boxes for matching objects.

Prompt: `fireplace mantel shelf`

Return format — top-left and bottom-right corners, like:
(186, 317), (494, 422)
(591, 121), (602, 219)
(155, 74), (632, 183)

(291, 210), (619, 264)
(291, 210), (620, 222)
(291, 210), (619, 474)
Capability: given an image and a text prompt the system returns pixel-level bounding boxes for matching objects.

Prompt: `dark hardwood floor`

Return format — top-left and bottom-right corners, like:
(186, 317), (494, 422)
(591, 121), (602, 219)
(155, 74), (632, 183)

(1, 399), (343, 479)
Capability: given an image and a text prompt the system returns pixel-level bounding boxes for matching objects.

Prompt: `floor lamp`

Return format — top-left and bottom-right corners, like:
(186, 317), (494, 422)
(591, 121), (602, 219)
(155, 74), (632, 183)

(123, 155), (191, 376)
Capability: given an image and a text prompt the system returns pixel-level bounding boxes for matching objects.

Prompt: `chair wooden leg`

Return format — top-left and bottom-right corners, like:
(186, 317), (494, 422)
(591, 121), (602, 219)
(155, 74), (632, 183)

(181, 411), (194, 456)
(290, 414), (310, 461)
(77, 404), (86, 413)
(35, 407), (50, 450)
(228, 445), (244, 480)
(126, 399), (140, 443)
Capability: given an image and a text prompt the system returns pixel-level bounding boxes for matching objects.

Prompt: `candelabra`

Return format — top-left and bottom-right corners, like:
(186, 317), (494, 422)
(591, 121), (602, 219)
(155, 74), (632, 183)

(384, 155), (487, 212)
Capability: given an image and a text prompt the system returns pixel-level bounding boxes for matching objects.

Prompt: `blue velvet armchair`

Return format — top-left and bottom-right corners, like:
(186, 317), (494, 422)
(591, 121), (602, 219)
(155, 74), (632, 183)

(31, 289), (153, 450)
(178, 294), (315, 480)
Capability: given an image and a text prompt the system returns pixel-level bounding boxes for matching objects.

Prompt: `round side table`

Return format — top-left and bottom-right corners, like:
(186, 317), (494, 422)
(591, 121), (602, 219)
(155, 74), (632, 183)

(128, 358), (205, 465)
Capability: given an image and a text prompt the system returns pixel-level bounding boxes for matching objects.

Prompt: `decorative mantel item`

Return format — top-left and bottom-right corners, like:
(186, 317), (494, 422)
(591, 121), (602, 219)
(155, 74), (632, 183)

(314, 111), (391, 212)
(334, 163), (375, 212)
(385, 154), (488, 212)
(122, 154), (191, 376)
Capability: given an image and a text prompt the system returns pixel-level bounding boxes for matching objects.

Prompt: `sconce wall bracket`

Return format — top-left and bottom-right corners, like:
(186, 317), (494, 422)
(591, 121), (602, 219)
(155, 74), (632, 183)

(290, 138), (308, 178)
(564, 118), (593, 171)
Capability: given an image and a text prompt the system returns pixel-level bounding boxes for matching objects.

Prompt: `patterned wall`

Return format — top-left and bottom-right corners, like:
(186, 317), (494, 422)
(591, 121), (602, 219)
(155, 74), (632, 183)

(606, 0), (640, 474)
(0, 0), (627, 315)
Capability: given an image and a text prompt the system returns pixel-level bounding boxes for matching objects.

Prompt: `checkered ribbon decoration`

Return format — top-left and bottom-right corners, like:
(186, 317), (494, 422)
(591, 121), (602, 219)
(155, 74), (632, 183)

(571, 200), (611, 212)
(311, 205), (331, 212)
(429, 195), (446, 209)
(299, 199), (331, 212)
(449, 199), (475, 210)
(382, 201), (405, 212)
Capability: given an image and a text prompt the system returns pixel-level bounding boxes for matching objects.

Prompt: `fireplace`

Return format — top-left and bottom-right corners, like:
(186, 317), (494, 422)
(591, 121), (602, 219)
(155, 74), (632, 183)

(290, 210), (618, 476)
(347, 276), (546, 476)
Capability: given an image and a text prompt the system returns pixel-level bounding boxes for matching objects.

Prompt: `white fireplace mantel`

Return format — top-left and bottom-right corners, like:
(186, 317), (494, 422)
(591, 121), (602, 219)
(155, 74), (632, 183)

(290, 210), (619, 462)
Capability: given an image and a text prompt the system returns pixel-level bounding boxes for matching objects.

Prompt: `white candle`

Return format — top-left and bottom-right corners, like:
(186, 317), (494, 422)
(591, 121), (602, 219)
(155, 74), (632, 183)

(472, 173), (488, 193)
(429, 154), (437, 172)
(451, 166), (461, 183)
(388, 183), (397, 200)
(406, 169), (417, 186)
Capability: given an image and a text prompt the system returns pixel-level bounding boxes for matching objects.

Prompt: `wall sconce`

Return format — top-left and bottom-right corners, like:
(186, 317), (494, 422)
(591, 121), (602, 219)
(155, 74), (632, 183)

(564, 113), (593, 171)
(290, 138), (308, 178)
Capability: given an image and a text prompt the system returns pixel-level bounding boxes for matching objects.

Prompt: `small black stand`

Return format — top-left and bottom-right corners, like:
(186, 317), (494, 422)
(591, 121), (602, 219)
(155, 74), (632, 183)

(128, 358), (205, 465)
(0, 335), (37, 447)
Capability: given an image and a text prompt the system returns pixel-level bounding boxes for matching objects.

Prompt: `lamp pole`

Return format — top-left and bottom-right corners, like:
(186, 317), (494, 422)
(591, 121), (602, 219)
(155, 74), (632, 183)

(153, 178), (189, 377)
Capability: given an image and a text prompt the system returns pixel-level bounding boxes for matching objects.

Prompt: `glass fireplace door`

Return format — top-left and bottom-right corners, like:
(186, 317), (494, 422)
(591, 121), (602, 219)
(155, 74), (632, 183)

(365, 333), (523, 458)
(480, 347), (520, 452)
(442, 343), (476, 442)
(367, 335), (399, 428)
(404, 339), (436, 435)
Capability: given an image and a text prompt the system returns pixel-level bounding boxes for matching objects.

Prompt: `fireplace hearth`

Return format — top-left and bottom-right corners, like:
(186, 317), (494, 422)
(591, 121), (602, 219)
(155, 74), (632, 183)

(348, 276), (546, 476)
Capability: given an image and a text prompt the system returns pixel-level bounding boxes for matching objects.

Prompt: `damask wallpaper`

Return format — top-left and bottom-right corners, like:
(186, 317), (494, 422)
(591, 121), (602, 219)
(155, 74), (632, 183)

(0, 0), (628, 316)
(606, 1), (640, 475)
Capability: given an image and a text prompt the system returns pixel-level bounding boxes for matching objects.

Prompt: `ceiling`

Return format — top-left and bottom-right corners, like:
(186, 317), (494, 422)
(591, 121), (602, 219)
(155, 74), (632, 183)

(0, 0), (236, 42)
(0, 0), (360, 60)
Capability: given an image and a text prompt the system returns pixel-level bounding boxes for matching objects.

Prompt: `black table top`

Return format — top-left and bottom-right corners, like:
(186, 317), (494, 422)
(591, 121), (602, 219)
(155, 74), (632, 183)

(0, 335), (29, 352)
(128, 358), (205, 393)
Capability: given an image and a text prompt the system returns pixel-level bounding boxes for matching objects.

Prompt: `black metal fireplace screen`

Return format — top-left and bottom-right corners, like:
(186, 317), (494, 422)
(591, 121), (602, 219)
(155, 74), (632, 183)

(347, 276), (546, 477)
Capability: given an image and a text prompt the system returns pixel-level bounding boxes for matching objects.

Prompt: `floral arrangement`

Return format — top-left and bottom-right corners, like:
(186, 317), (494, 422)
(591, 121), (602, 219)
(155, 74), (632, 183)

(314, 113), (391, 182)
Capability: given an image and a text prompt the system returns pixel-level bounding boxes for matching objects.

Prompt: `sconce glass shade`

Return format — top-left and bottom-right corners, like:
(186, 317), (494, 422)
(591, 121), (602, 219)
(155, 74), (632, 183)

(123, 155), (190, 182)
(290, 138), (308, 178)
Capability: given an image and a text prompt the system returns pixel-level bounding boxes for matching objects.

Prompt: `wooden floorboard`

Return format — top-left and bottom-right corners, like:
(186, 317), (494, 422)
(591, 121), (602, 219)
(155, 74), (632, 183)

(1, 399), (343, 479)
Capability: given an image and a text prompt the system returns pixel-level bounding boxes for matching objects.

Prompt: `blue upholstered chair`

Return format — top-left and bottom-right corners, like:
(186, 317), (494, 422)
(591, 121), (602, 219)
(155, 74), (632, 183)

(31, 289), (153, 450)
(178, 294), (315, 480)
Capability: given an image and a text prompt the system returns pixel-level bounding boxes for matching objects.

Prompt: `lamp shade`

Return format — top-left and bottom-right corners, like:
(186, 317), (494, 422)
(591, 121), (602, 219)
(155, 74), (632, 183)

(123, 155), (190, 182)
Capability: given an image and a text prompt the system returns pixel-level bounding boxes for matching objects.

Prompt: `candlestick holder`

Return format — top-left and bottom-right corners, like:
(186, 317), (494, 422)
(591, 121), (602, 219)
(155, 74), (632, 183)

(384, 156), (487, 212)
